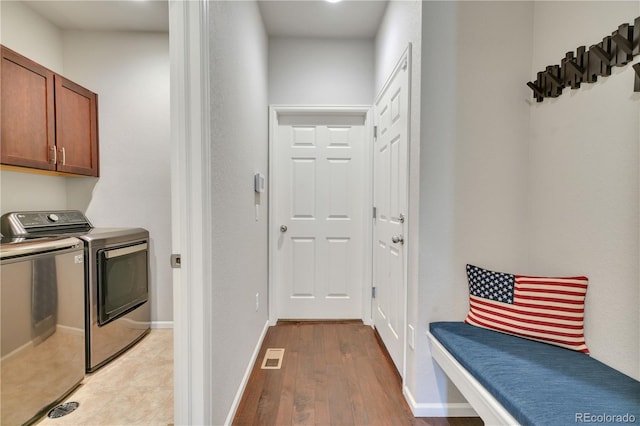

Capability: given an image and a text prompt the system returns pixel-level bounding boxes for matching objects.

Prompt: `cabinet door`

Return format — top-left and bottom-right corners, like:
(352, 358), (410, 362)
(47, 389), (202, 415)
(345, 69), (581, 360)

(1, 46), (56, 170)
(55, 75), (99, 177)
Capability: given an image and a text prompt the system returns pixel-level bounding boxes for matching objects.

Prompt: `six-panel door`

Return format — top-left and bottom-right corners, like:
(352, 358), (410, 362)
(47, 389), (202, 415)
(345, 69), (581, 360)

(274, 113), (367, 319)
(373, 50), (410, 375)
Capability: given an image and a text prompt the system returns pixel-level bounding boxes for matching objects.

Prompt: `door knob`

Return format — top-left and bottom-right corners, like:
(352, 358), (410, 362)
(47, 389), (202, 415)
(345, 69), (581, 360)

(391, 235), (404, 244)
(280, 225), (288, 232)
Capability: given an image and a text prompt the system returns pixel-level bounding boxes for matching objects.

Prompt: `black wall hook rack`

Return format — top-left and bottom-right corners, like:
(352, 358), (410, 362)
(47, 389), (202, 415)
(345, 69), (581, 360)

(527, 17), (640, 102)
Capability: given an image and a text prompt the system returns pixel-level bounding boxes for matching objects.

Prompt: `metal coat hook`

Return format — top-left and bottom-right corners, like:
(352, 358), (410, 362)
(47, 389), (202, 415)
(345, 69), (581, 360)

(545, 65), (564, 87)
(526, 81), (544, 102)
(590, 43), (613, 66)
(612, 32), (633, 54)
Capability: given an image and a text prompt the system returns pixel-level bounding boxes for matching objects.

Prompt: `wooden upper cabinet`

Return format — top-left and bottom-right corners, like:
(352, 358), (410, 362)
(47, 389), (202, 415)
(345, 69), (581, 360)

(1, 46), (56, 171)
(1, 45), (99, 177)
(55, 75), (99, 176)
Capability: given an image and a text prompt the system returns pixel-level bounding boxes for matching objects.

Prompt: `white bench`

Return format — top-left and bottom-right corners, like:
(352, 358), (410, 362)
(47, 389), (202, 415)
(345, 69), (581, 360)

(428, 330), (519, 425)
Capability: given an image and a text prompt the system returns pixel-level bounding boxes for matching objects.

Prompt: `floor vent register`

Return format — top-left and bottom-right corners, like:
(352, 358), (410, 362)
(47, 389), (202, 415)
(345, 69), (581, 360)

(261, 348), (285, 369)
(47, 401), (80, 419)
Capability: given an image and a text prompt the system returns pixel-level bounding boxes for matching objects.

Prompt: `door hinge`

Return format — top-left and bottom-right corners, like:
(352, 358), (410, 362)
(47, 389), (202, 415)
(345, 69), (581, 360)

(372, 206), (377, 219)
(373, 125), (378, 139)
(49, 146), (57, 164)
(372, 286), (376, 299)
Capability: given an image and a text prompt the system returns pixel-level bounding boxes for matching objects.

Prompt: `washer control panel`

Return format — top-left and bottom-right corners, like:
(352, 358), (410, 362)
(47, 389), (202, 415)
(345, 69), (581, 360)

(0, 210), (92, 237)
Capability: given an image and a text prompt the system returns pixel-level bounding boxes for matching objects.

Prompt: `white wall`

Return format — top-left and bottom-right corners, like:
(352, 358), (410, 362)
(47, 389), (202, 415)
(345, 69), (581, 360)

(208, 1), (269, 424)
(0, 1), (67, 214)
(62, 31), (172, 324)
(528, 1), (640, 379)
(415, 0), (533, 413)
(374, 0), (421, 95)
(416, 1), (463, 412)
(268, 37), (374, 105)
(0, 1), (63, 72)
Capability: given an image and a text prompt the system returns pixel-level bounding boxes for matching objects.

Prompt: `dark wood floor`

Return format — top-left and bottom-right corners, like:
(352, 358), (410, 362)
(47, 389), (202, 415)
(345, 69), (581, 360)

(233, 321), (483, 426)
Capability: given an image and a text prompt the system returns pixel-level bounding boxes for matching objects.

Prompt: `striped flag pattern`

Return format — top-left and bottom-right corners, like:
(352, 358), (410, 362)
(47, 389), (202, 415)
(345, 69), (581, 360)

(464, 264), (589, 353)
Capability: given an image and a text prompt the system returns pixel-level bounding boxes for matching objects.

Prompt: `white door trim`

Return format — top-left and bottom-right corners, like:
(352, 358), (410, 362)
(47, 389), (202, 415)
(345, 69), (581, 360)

(169, 1), (212, 424)
(268, 105), (374, 326)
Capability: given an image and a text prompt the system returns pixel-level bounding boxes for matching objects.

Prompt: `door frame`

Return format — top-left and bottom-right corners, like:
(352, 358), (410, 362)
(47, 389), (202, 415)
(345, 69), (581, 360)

(169, 0), (213, 423)
(268, 105), (374, 325)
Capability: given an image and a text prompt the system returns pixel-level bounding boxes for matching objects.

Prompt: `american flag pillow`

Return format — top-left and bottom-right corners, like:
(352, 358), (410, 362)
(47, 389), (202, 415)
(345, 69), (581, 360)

(465, 264), (589, 353)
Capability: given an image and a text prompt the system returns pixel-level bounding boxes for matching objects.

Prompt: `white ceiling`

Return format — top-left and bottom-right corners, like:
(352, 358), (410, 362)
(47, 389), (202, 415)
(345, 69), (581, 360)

(23, 0), (170, 33)
(22, 0), (388, 38)
(258, 1), (388, 39)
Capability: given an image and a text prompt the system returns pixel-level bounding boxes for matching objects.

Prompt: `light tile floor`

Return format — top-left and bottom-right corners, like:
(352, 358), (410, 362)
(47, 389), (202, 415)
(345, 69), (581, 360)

(36, 329), (173, 426)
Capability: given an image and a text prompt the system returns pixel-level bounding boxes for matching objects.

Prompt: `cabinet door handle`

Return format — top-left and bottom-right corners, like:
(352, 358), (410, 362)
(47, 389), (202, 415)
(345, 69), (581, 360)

(60, 147), (66, 165)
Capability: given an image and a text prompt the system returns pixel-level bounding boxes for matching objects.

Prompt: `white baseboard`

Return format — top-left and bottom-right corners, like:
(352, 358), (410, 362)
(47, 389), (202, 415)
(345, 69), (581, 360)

(151, 321), (174, 329)
(403, 385), (477, 417)
(224, 319), (270, 426)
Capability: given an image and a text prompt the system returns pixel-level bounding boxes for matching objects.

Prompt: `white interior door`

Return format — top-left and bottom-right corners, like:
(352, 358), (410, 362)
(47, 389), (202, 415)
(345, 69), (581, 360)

(271, 108), (369, 320)
(372, 48), (410, 375)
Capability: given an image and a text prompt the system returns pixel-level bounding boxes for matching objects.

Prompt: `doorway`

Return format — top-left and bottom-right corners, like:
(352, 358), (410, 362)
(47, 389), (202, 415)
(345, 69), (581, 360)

(269, 106), (372, 322)
(268, 48), (411, 375)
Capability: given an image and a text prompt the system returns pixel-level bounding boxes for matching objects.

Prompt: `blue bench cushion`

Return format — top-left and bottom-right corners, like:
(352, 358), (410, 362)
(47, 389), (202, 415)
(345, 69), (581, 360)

(430, 322), (640, 426)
